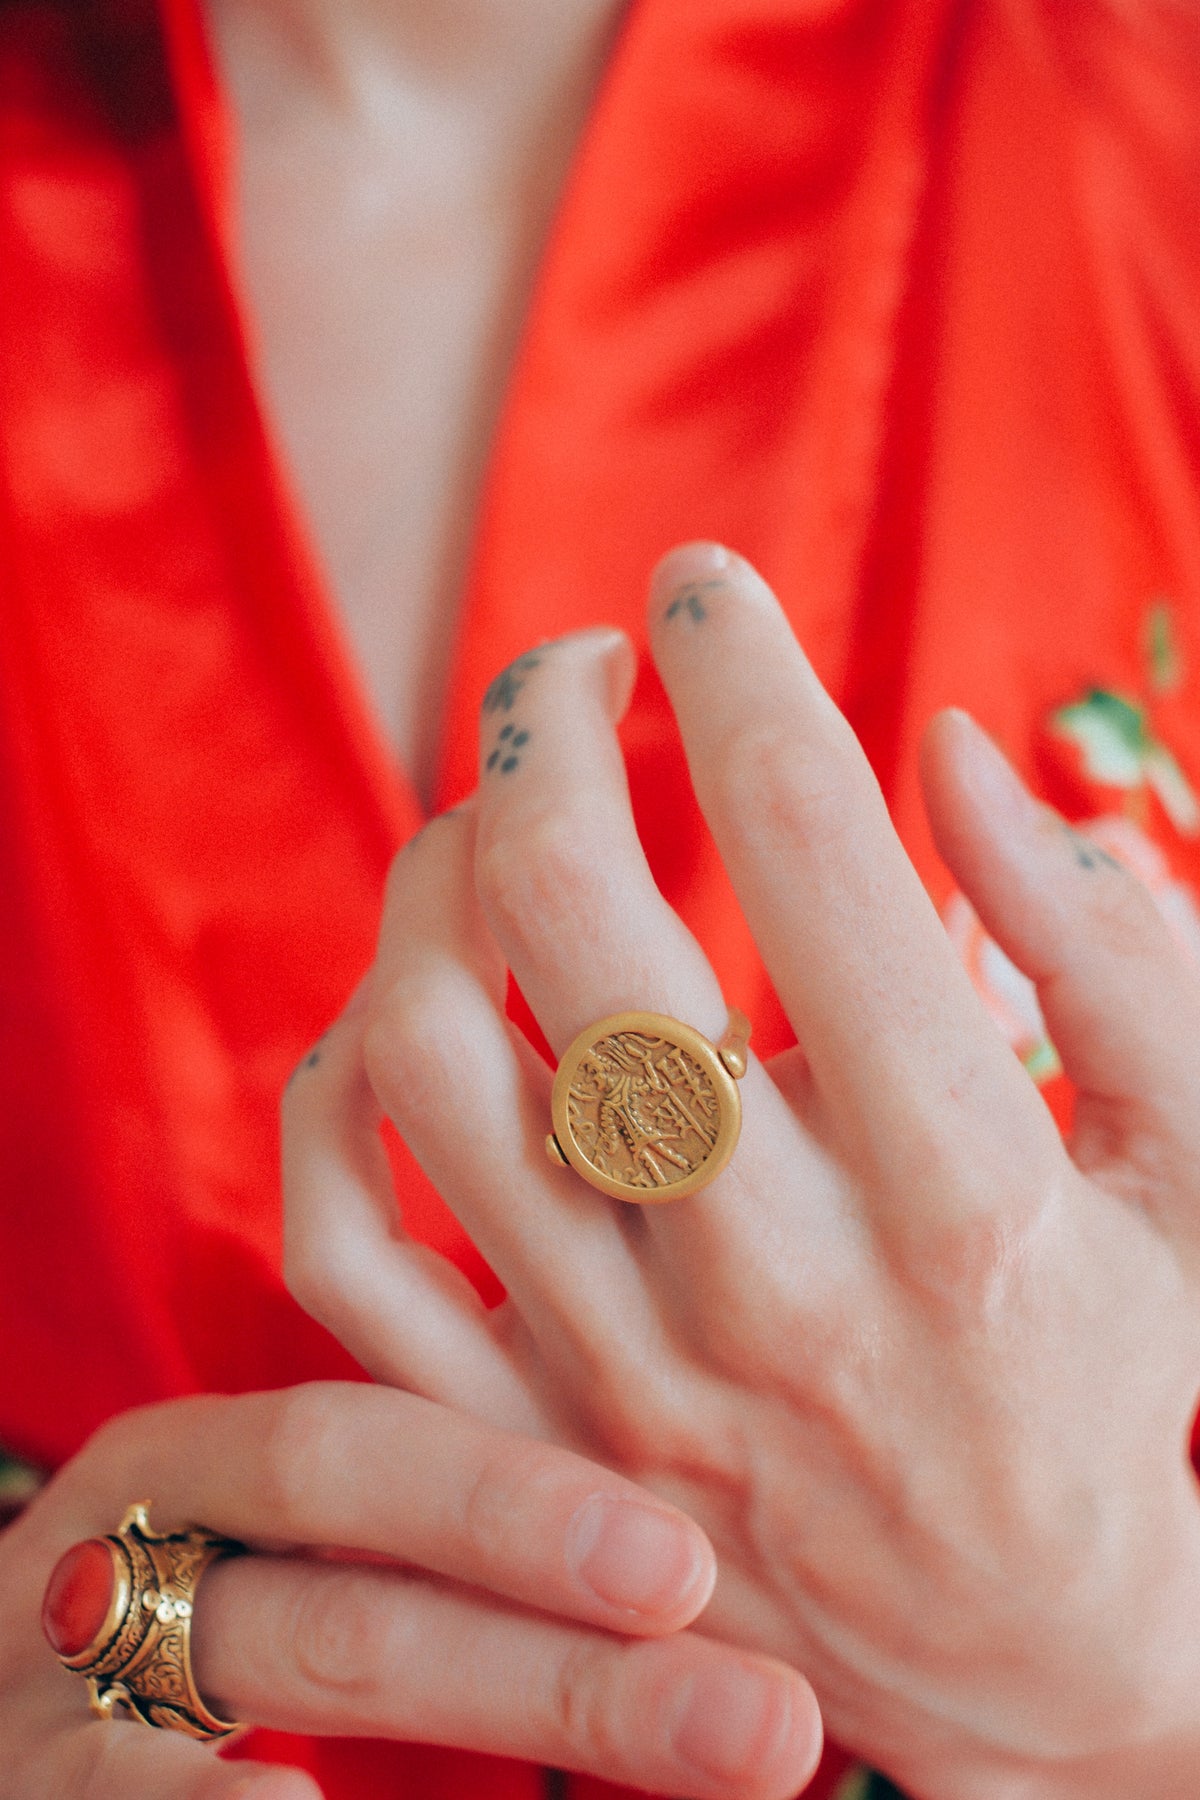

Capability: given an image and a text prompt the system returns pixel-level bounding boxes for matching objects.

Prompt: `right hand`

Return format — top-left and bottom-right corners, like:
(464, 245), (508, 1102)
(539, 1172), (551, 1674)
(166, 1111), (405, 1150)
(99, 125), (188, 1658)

(2, 1384), (821, 1800)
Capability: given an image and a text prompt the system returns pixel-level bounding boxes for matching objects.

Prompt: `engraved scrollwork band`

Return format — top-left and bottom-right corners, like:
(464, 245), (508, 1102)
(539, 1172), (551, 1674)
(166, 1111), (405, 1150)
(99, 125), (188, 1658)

(43, 1503), (246, 1740)
(546, 1008), (751, 1202)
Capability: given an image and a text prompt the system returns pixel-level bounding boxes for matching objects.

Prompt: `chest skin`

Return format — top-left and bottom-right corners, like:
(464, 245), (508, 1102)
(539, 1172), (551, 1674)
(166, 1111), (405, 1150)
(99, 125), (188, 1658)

(203, 0), (626, 806)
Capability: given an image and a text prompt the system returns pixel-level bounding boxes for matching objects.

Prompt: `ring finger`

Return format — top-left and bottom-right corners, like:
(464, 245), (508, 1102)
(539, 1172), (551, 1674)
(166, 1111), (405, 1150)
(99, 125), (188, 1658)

(470, 629), (849, 1294)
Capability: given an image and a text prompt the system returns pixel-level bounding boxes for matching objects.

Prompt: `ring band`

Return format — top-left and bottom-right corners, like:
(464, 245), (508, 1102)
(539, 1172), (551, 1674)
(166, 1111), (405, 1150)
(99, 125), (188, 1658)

(42, 1502), (245, 1739)
(546, 1008), (750, 1202)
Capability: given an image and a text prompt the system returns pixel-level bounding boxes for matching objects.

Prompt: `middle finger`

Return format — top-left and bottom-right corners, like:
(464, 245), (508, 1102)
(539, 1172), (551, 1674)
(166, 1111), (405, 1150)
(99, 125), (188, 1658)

(648, 543), (1054, 1204)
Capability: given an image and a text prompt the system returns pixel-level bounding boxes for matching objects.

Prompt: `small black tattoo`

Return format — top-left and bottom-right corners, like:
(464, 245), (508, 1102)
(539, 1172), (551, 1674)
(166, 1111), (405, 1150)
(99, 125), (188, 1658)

(486, 723), (530, 775)
(1065, 827), (1120, 873)
(664, 578), (726, 625)
(286, 1039), (326, 1087)
(483, 653), (543, 714)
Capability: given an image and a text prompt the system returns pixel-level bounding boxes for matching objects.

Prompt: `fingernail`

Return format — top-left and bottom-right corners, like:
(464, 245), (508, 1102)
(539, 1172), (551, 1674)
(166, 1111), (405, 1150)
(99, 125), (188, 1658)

(946, 709), (1041, 826)
(566, 1494), (708, 1615)
(671, 1662), (794, 1783)
(563, 627), (636, 722)
(650, 540), (735, 605)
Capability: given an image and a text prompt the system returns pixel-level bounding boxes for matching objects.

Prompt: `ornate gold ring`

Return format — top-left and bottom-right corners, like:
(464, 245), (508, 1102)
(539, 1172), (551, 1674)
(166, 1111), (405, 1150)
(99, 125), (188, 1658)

(546, 1008), (750, 1202)
(42, 1502), (245, 1740)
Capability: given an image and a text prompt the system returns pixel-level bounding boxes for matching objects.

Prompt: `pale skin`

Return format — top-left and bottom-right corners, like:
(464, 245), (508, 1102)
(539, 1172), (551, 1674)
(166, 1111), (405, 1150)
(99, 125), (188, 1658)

(7, 4), (1200, 1799)
(275, 552), (1200, 1798)
(6, 5), (817, 1796)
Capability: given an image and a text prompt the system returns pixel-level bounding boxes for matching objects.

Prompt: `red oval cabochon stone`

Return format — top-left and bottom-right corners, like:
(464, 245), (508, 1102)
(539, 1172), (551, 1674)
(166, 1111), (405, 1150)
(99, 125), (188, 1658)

(42, 1538), (117, 1657)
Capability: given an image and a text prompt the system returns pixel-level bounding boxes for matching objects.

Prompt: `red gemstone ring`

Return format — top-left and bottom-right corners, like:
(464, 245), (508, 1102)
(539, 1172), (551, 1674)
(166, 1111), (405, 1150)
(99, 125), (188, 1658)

(42, 1502), (245, 1739)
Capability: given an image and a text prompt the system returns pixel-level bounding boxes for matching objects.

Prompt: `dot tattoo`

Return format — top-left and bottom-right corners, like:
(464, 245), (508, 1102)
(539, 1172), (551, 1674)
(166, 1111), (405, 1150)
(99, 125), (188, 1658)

(486, 724), (530, 775)
(1065, 827), (1120, 873)
(664, 578), (726, 626)
(286, 1037), (326, 1087)
(483, 653), (543, 714)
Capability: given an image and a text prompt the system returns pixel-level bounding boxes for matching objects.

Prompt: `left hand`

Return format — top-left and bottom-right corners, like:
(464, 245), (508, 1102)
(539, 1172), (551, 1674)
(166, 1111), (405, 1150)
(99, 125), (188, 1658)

(286, 544), (1200, 1799)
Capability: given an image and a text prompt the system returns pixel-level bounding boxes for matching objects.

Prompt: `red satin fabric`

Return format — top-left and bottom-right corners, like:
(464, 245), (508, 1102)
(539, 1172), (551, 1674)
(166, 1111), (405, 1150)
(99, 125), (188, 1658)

(1, 1), (1198, 1793)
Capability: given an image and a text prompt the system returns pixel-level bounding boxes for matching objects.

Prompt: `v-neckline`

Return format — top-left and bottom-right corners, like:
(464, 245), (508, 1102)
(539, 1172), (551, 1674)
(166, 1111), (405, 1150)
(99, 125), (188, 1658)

(160, 0), (635, 840)
(161, 0), (444, 842)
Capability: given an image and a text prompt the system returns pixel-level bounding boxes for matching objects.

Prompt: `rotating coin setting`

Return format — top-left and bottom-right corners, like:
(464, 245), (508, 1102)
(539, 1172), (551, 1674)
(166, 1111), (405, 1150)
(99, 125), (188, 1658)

(546, 1010), (749, 1202)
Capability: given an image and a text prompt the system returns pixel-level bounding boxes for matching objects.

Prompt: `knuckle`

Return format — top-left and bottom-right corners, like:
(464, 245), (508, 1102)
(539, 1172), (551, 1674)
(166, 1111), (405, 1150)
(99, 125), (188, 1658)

(911, 1209), (1023, 1323)
(456, 1441), (554, 1566)
(716, 721), (870, 860)
(545, 1635), (626, 1769)
(282, 1222), (356, 1336)
(878, 1080), (1058, 1329)
(898, 1182), (1051, 1330)
(252, 1384), (345, 1530)
(457, 1450), (517, 1563)
(475, 809), (597, 957)
(1082, 863), (1174, 965)
(75, 1404), (146, 1474)
(73, 1398), (178, 1495)
(362, 978), (466, 1129)
(292, 1567), (404, 1697)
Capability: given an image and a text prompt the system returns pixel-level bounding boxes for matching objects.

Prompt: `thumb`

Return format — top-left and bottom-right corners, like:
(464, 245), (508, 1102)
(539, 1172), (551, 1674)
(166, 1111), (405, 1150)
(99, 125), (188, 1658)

(31, 1721), (322, 1800)
(921, 708), (1200, 1202)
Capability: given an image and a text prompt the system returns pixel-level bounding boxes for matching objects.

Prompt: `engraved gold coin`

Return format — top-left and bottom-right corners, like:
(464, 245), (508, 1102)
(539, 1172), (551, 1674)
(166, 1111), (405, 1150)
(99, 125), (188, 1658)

(546, 1009), (749, 1202)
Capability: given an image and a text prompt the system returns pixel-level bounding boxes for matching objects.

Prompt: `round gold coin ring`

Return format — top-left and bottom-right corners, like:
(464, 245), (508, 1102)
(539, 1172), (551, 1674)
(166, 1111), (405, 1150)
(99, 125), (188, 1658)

(546, 1009), (750, 1203)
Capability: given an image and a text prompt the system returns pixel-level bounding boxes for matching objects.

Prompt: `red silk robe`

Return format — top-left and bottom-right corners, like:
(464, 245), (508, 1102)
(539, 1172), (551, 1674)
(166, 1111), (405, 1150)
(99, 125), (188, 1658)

(2, 1), (1199, 1794)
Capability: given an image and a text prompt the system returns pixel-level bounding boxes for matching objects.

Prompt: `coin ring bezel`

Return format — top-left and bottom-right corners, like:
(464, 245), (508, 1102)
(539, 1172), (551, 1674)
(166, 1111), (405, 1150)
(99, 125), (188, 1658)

(550, 1010), (742, 1203)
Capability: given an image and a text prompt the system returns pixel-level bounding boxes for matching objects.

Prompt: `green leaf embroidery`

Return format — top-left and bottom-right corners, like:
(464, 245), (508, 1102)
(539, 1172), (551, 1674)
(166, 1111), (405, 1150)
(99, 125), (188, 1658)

(832, 1772), (872, 1800)
(1050, 689), (1198, 834)
(1144, 600), (1183, 697)
(833, 1772), (907, 1800)
(0, 1447), (44, 1513)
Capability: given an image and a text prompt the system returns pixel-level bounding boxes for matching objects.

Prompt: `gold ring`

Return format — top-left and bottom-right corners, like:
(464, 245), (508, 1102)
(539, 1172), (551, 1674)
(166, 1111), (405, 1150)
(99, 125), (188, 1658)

(545, 1008), (750, 1202)
(42, 1502), (245, 1740)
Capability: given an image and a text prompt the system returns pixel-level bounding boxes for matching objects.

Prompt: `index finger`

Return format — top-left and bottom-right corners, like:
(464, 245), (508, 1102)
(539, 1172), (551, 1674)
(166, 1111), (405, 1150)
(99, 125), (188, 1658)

(77, 1385), (716, 1636)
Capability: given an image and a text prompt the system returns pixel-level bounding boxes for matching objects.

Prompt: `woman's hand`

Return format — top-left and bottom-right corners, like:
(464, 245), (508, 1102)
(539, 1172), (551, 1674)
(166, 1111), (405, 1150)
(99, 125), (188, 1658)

(288, 544), (1200, 1800)
(2, 1383), (819, 1799)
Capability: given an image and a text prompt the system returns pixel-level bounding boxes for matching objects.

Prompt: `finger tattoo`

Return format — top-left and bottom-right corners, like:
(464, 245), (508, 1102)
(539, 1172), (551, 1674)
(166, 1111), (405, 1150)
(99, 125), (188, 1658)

(483, 652), (545, 714)
(486, 722), (531, 775)
(1064, 826), (1121, 873)
(663, 578), (727, 626)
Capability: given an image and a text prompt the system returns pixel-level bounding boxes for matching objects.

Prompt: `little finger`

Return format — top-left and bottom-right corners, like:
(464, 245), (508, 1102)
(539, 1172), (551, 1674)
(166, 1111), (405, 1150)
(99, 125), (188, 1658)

(923, 708), (1200, 1235)
(282, 969), (526, 1417)
(363, 798), (644, 1344)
